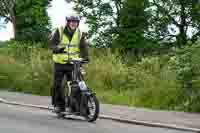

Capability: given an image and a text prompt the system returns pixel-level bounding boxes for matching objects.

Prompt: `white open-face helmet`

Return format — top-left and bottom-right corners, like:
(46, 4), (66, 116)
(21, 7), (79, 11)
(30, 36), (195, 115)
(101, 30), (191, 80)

(66, 15), (80, 23)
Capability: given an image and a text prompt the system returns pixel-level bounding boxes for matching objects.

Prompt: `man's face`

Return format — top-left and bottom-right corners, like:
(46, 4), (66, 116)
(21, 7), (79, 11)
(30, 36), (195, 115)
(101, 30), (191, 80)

(68, 20), (79, 31)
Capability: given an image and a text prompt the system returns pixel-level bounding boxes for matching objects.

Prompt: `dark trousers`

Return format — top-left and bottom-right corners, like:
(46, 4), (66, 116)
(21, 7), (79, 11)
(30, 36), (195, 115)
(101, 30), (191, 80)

(51, 63), (73, 108)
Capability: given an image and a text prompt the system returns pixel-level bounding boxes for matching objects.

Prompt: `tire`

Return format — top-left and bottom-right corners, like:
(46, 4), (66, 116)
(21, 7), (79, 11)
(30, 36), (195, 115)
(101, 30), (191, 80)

(84, 94), (99, 122)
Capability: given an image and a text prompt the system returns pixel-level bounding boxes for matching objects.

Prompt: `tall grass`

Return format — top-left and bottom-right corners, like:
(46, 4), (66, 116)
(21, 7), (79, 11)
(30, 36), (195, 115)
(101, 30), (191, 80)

(0, 42), (52, 95)
(85, 49), (181, 110)
(0, 41), (200, 112)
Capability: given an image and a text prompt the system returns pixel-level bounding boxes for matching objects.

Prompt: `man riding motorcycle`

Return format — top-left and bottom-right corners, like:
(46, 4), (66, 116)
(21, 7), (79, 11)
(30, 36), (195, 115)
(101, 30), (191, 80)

(49, 15), (89, 113)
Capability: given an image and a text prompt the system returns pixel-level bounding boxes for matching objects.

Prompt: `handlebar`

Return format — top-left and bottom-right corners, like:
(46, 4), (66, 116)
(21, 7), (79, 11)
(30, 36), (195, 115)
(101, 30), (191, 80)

(64, 58), (88, 64)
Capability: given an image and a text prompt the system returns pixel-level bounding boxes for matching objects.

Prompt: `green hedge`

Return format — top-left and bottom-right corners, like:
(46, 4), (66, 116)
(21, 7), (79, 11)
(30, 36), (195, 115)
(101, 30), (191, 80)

(0, 41), (200, 112)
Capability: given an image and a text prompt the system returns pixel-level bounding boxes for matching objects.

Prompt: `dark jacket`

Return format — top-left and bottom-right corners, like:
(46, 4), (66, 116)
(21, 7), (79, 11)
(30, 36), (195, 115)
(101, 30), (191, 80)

(48, 26), (89, 60)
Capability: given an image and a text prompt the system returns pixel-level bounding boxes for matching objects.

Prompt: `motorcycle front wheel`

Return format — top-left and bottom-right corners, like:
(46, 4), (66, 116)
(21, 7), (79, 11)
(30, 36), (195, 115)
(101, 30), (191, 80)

(83, 94), (99, 122)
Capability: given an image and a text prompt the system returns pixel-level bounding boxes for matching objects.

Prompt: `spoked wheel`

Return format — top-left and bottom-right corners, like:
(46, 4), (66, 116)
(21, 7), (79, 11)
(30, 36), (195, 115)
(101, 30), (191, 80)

(84, 94), (99, 122)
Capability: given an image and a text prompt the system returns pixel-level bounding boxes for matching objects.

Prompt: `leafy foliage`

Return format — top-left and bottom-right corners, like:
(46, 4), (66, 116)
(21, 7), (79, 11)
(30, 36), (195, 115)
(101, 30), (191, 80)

(146, 0), (200, 47)
(15, 0), (52, 42)
(0, 0), (16, 22)
(112, 0), (156, 58)
(0, 0), (52, 41)
(114, 0), (147, 47)
(66, 0), (123, 47)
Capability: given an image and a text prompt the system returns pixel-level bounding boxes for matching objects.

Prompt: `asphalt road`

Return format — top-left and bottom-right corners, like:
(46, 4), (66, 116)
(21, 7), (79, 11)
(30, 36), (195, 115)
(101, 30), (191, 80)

(0, 103), (195, 133)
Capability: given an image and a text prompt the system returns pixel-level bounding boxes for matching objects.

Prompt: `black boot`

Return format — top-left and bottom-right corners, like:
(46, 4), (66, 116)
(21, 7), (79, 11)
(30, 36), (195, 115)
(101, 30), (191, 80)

(53, 106), (66, 113)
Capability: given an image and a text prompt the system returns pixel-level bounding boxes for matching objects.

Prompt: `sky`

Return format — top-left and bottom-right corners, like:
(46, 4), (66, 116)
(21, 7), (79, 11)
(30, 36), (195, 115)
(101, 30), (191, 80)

(0, 0), (88, 41)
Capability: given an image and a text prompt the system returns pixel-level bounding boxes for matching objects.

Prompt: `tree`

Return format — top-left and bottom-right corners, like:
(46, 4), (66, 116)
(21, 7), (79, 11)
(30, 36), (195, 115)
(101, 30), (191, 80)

(0, 0), (17, 38)
(114, 0), (148, 50)
(65, 0), (123, 47)
(0, 0), (52, 41)
(146, 0), (200, 47)
(15, 0), (52, 42)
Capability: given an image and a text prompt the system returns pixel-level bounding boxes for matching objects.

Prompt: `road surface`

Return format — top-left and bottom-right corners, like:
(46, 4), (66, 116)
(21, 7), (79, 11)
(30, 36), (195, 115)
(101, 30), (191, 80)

(0, 103), (194, 133)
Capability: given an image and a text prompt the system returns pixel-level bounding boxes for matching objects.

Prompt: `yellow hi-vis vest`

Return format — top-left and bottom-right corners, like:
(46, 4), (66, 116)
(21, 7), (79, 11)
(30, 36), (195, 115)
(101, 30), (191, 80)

(52, 26), (81, 64)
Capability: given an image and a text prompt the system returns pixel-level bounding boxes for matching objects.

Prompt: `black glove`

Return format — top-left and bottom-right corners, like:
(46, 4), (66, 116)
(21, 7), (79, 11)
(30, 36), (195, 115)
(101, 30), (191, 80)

(54, 46), (65, 53)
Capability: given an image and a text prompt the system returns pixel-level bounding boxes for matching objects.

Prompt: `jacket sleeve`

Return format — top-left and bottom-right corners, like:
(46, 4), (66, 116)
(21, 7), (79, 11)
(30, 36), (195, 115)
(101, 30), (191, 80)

(79, 32), (89, 60)
(48, 28), (65, 53)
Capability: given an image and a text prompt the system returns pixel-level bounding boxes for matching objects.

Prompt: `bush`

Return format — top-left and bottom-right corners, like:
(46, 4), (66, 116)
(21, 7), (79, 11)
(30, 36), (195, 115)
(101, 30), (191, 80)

(0, 41), (200, 112)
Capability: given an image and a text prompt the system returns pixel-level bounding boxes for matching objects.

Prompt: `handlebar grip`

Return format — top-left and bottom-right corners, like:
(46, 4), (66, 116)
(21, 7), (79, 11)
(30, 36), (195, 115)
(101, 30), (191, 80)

(81, 60), (89, 63)
(63, 58), (88, 63)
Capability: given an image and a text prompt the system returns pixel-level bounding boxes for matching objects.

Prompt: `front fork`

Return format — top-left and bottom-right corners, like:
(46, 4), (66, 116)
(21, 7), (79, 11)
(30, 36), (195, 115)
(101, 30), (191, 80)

(66, 80), (94, 113)
(66, 80), (81, 112)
